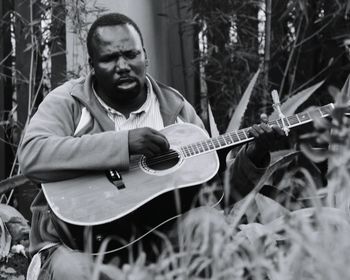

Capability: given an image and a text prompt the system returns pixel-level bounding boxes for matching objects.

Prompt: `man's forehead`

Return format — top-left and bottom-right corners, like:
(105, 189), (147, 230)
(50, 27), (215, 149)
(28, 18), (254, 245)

(94, 24), (142, 45)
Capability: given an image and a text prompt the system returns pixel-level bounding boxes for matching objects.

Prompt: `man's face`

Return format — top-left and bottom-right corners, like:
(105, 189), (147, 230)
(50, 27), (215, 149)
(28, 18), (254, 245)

(89, 24), (147, 102)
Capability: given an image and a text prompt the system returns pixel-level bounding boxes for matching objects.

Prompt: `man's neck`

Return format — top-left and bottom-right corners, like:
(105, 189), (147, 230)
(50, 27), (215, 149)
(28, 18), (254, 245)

(94, 82), (147, 118)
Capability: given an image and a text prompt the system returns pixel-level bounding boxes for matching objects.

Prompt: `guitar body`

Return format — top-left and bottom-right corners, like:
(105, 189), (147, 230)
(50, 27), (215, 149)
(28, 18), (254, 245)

(42, 123), (220, 227)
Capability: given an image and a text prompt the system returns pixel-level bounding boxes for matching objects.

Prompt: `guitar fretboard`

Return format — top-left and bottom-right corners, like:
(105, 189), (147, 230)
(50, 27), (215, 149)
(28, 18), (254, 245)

(180, 103), (334, 158)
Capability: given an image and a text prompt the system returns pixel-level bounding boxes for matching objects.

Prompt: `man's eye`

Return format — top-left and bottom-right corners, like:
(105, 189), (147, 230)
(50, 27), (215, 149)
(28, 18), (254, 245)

(123, 51), (140, 59)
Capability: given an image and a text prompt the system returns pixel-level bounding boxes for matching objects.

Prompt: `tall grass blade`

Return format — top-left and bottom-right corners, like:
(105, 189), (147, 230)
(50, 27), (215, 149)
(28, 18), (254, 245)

(226, 69), (260, 132)
(208, 103), (220, 137)
(338, 73), (350, 104)
(269, 80), (324, 120)
(230, 150), (299, 228)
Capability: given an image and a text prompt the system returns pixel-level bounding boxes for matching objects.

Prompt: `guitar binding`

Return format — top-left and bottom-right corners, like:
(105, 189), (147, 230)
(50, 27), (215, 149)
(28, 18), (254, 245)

(139, 148), (184, 176)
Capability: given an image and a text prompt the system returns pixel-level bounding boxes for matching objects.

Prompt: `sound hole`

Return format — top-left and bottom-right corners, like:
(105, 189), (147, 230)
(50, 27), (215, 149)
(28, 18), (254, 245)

(145, 149), (180, 171)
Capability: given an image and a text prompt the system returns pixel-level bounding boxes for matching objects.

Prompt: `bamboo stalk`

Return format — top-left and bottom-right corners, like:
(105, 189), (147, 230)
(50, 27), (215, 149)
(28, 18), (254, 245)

(263, 0), (272, 101)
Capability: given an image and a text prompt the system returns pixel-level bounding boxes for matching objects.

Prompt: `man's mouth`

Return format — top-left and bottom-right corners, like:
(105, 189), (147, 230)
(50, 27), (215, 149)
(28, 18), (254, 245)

(115, 78), (137, 90)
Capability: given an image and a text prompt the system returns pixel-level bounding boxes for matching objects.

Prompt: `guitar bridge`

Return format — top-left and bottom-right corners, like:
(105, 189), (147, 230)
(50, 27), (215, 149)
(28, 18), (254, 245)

(105, 170), (125, 190)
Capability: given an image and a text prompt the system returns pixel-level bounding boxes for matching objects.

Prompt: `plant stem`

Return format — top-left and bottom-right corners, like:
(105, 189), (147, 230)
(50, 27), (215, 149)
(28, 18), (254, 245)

(263, 0), (272, 103)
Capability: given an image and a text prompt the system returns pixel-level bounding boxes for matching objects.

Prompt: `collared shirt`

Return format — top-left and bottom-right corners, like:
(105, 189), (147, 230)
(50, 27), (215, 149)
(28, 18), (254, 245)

(93, 77), (164, 131)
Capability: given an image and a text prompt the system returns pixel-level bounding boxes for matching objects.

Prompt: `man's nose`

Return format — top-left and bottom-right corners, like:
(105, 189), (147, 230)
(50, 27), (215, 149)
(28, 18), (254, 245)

(115, 56), (130, 72)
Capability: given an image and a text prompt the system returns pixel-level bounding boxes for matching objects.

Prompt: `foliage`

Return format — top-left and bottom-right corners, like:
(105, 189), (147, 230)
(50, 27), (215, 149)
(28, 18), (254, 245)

(191, 0), (350, 131)
(1, 1), (350, 278)
(0, 0), (104, 201)
(90, 76), (350, 279)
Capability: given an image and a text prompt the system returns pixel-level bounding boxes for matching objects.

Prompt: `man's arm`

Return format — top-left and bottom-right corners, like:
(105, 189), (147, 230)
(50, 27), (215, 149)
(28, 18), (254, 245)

(19, 88), (171, 183)
(18, 90), (131, 182)
(228, 123), (285, 199)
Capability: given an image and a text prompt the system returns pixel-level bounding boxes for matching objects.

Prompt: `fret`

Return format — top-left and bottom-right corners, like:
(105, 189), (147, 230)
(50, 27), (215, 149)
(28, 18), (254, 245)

(282, 117), (290, 127)
(298, 112), (310, 122)
(238, 130), (247, 140)
(212, 138), (221, 148)
(295, 113), (301, 123)
(198, 142), (203, 152)
(223, 134), (233, 145)
(208, 139), (215, 150)
(306, 111), (312, 120)
(188, 145), (195, 156)
(192, 144), (200, 154)
(220, 135), (227, 145)
(184, 145), (192, 156)
(230, 132), (239, 142)
(235, 131), (241, 141)
(202, 141), (209, 151)
(218, 136), (226, 147)
(228, 133), (235, 143)
(243, 129), (249, 139)
(277, 119), (283, 127)
(288, 115), (298, 126)
(181, 147), (190, 157)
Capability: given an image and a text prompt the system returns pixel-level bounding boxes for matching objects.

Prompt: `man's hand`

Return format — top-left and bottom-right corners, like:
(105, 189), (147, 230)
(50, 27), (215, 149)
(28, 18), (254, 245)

(128, 127), (170, 157)
(246, 123), (285, 167)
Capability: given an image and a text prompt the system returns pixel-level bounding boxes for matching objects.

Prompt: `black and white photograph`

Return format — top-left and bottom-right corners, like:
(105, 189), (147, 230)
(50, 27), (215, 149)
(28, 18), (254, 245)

(1, 0), (350, 279)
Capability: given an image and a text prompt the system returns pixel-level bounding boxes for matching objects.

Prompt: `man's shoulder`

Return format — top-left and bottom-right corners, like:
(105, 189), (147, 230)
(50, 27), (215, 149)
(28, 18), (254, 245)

(50, 77), (85, 96)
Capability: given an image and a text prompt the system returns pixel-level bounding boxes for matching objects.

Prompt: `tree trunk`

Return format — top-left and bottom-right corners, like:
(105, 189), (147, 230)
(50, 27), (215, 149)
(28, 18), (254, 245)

(0, 0), (13, 180)
(51, 0), (67, 89)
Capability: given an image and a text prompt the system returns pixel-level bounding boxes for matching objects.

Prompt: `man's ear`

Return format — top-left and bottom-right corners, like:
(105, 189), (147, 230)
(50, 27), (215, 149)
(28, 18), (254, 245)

(143, 48), (149, 66)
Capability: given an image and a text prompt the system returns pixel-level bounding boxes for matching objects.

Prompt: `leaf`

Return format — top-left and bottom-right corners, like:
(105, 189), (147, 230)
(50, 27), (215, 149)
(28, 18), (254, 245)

(298, 0), (308, 21)
(0, 204), (29, 243)
(337, 73), (350, 105)
(327, 85), (339, 101)
(231, 150), (299, 228)
(208, 103), (219, 137)
(255, 194), (289, 224)
(0, 216), (12, 259)
(270, 149), (299, 165)
(269, 81), (324, 120)
(226, 69), (260, 132)
(0, 204), (28, 224)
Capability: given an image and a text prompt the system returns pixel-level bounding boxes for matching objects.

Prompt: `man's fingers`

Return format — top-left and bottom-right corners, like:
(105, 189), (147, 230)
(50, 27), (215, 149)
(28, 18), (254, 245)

(128, 127), (170, 156)
(249, 124), (271, 138)
(150, 130), (170, 152)
(271, 125), (285, 136)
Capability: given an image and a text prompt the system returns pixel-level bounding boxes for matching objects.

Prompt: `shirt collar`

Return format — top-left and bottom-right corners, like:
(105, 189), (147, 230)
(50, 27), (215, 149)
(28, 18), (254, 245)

(92, 77), (153, 117)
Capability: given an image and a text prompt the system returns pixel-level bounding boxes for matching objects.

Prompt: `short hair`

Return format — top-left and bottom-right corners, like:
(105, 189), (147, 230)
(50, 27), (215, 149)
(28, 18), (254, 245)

(87, 13), (144, 58)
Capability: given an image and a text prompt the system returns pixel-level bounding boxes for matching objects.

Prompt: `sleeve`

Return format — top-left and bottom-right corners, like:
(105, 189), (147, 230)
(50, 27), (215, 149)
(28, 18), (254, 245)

(18, 89), (130, 183)
(227, 145), (270, 199)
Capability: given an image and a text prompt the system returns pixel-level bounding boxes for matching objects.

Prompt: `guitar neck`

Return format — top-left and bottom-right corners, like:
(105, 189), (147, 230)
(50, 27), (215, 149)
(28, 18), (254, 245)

(180, 103), (334, 157)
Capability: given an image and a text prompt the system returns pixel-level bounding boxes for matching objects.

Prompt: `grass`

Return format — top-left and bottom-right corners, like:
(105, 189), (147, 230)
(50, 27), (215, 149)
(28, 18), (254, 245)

(88, 101), (350, 279)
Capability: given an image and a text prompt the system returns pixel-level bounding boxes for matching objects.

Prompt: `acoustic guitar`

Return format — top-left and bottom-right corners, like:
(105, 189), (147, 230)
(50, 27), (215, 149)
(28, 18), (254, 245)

(42, 103), (334, 253)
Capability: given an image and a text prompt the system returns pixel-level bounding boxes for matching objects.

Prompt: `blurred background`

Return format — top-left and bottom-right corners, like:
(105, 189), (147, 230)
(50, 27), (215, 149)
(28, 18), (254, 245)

(1, 0), (350, 215)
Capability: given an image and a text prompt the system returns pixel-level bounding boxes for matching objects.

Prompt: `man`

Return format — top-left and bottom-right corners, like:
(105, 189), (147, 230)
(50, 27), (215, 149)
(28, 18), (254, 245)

(19, 13), (282, 279)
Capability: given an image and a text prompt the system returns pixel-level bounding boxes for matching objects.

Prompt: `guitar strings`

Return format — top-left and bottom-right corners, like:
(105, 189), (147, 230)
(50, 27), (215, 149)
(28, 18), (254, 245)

(128, 150), (180, 171)
(127, 105), (332, 171)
